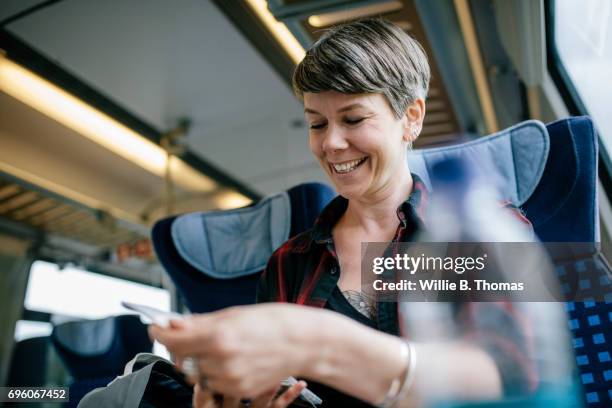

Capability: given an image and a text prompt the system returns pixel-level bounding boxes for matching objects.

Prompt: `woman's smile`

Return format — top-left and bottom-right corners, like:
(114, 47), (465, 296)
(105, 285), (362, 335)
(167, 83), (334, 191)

(329, 156), (369, 175)
(305, 91), (414, 200)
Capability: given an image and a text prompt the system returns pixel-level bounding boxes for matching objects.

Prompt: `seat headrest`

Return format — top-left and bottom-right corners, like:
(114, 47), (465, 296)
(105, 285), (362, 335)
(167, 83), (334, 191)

(408, 120), (549, 206)
(53, 317), (115, 357)
(51, 315), (151, 380)
(171, 192), (291, 279)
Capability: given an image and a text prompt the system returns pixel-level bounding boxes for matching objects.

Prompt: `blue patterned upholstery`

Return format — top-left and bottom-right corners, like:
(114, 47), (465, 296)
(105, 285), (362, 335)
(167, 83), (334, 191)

(535, 118), (610, 407)
(560, 256), (612, 406)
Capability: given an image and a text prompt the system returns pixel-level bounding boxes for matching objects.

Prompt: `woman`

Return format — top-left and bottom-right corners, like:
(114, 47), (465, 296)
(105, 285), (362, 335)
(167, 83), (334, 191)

(151, 19), (532, 407)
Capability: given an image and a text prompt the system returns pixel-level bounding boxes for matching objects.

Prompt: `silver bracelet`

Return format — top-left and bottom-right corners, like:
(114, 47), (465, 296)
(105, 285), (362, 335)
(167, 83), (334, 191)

(378, 340), (417, 408)
(395, 341), (417, 405)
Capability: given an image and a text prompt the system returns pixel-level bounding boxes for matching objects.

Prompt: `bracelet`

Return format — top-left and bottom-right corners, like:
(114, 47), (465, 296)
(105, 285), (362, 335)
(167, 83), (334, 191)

(378, 340), (417, 408)
(396, 341), (417, 404)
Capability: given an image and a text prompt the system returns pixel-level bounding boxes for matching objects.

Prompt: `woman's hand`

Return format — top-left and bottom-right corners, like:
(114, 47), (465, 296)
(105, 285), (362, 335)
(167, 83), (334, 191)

(150, 303), (427, 405)
(149, 304), (321, 398)
(192, 381), (306, 408)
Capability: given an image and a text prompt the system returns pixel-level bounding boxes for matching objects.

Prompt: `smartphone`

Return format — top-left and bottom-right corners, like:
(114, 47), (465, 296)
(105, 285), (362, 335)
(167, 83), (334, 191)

(281, 377), (323, 407)
(121, 301), (198, 377)
(121, 301), (182, 328)
(121, 301), (322, 406)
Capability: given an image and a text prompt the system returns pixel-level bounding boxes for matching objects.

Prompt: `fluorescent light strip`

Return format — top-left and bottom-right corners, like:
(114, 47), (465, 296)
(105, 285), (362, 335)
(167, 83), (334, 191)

(245, 0), (306, 64)
(308, 1), (403, 28)
(215, 190), (253, 210)
(0, 57), (216, 193)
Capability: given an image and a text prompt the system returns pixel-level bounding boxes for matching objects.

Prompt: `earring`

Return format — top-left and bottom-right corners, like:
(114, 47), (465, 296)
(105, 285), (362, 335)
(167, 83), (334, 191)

(408, 126), (417, 150)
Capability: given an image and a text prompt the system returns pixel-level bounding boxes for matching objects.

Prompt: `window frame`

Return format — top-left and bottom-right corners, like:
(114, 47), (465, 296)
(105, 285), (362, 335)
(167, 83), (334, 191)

(544, 0), (612, 202)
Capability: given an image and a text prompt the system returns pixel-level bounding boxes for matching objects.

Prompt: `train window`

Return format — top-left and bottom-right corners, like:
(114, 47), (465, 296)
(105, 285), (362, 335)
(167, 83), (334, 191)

(554, 0), (612, 147)
(25, 260), (170, 319)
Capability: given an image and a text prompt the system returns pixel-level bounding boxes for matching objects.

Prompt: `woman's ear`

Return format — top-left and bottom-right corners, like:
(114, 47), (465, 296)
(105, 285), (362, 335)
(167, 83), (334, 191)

(403, 98), (426, 143)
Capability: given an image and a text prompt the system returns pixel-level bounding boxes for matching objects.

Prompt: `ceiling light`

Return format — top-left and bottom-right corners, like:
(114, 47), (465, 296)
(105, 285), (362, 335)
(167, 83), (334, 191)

(215, 191), (253, 210)
(0, 56), (216, 193)
(308, 1), (403, 28)
(245, 0), (306, 64)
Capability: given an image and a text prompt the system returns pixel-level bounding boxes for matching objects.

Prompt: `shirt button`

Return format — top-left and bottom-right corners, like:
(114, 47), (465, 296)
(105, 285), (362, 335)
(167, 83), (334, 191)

(331, 267), (337, 275)
(359, 301), (365, 308)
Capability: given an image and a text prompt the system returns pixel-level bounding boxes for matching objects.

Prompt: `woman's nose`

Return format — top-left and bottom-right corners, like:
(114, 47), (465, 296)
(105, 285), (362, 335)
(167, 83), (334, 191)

(322, 125), (349, 152)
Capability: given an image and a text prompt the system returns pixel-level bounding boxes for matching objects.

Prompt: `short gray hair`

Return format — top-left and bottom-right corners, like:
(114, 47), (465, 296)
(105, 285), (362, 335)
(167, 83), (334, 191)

(293, 18), (431, 119)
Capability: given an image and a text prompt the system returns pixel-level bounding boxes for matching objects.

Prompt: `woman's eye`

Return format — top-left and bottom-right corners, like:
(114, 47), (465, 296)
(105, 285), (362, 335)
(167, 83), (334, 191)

(345, 117), (365, 125)
(310, 123), (326, 130)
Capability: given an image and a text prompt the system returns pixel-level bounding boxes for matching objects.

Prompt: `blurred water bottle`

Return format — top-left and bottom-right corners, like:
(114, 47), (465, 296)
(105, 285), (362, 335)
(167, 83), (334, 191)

(424, 156), (532, 242)
(400, 157), (579, 407)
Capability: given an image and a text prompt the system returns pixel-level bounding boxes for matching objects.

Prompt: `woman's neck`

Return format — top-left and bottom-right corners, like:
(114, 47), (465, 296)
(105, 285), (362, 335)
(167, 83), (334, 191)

(341, 169), (413, 235)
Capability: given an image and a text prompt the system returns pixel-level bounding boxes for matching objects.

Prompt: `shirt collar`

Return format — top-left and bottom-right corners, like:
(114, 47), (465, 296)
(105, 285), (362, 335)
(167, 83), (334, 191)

(311, 173), (429, 245)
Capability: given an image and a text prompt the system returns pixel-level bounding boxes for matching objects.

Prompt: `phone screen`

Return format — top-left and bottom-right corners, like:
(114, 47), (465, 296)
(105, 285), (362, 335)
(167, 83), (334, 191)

(121, 301), (182, 328)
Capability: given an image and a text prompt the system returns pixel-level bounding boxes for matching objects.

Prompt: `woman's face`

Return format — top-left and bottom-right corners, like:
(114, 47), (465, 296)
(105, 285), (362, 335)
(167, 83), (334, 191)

(304, 91), (412, 201)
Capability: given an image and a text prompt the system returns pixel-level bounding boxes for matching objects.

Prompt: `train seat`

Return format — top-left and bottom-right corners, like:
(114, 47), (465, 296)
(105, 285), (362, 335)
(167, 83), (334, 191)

(529, 117), (610, 407)
(7, 336), (51, 387)
(51, 314), (152, 407)
(151, 182), (336, 313)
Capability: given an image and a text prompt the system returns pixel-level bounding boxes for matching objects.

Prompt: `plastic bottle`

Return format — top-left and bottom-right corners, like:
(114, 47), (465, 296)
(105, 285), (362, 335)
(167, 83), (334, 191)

(399, 157), (579, 407)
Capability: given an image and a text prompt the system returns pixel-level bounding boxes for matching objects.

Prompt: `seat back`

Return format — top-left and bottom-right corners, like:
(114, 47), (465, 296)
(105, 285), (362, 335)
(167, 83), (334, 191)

(408, 116), (598, 241)
(51, 314), (152, 407)
(534, 118), (609, 407)
(151, 182), (336, 313)
(7, 336), (51, 387)
(408, 119), (550, 209)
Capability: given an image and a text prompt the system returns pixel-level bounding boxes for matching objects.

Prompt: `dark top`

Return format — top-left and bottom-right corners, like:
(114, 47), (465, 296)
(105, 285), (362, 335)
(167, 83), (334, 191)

(309, 287), (378, 407)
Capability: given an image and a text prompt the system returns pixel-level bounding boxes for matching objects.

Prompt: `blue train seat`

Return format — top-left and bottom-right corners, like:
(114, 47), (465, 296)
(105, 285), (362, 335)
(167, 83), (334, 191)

(151, 182), (336, 313)
(531, 118), (610, 407)
(51, 314), (152, 407)
(7, 336), (51, 387)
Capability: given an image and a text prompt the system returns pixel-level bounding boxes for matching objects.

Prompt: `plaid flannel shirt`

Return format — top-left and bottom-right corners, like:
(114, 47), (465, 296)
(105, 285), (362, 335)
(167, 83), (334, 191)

(257, 175), (537, 395)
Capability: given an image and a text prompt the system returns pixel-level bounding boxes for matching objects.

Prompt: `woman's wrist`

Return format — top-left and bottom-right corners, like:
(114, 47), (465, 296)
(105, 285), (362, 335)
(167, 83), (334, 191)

(292, 308), (412, 404)
(279, 305), (416, 405)
(377, 340), (416, 407)
(291, 308), (350, 380)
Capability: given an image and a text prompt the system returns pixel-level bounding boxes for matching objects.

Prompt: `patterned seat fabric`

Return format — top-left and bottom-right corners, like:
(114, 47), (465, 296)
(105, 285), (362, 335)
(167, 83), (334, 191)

(559, 254), (612, 406)
(527, 117), (609, 406)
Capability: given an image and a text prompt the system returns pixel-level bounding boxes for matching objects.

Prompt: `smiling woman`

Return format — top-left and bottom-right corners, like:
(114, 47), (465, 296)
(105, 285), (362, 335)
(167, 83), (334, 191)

(151, 18), (541, 408)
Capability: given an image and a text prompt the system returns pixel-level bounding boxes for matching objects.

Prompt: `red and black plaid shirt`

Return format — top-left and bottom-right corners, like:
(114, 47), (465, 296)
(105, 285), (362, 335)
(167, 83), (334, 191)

(257, 174), (537, 395)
